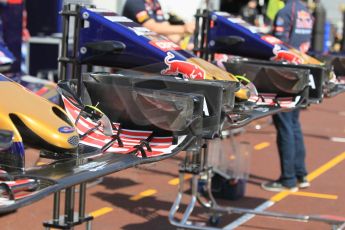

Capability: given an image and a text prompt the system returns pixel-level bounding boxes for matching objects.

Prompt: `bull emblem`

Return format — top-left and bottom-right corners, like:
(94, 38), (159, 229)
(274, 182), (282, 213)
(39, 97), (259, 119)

(272, 45), (303, 65)
(161, 52), (205, 80)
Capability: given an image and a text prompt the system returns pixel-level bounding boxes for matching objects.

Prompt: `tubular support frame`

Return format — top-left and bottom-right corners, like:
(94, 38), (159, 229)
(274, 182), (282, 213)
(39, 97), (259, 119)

(43, 182), (93, 230)
(169, 140), (345, 230)
(58, 3), (93, 96)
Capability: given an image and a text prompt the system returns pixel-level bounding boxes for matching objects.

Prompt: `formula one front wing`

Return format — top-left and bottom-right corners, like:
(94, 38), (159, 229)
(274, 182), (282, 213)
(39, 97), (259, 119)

(0, 139), (193, 214)
(315, 54), (345, 98)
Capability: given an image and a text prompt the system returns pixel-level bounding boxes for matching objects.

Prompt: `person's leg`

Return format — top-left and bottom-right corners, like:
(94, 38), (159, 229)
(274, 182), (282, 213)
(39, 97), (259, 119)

(291, 109), (309, 188)
(272, 111), (297, 188)
(1, 2), (23, 74)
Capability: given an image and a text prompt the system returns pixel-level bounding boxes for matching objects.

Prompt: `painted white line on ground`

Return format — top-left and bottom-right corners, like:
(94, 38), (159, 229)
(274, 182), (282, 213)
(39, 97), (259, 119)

(223, 201), (275, 229)
(330, 137), (345, 143)
(224, 151), (345, 229)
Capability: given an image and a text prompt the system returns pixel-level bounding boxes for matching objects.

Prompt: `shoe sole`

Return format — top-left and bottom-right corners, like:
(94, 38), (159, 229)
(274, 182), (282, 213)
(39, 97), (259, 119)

(261, 184), (299, 192)
(298, 182), (310, 188)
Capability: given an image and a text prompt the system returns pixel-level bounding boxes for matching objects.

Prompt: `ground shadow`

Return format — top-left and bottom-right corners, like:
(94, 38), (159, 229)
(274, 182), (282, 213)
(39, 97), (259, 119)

(247, 174), (275, 186)
(131, 164), (180, 178)
(240, 224), (285, 230)
(93, 189), (268, 229)
(92, 192), (206, 230)
(98, 177), (140, 190)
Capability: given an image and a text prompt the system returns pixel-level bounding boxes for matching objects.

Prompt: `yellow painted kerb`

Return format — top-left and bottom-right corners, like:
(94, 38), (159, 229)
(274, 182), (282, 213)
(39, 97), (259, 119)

(270, 151), (345, 202)
(292, 192), (338, 200)
(168, 174), (193, 186)
(254, 142), (270, 151)
(90, 207), (113, 218)
(130, 189), (157, 201)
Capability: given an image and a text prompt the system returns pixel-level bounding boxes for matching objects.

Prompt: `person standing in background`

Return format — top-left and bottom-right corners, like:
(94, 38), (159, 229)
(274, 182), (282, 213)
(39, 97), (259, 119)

(239, 0), (259, 26)
(122, 0), (195, 44)
(266, 0), (285, 23)
(261, 0), (313, 192)
(0, 0), (23, 74)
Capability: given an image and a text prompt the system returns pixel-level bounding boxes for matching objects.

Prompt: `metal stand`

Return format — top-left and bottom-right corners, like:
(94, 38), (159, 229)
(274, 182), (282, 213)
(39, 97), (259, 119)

(169, 140), (345, 229)
(43, 183), (93, 230)
(59, 2), (92, 97)
(193, 9), (212, 61)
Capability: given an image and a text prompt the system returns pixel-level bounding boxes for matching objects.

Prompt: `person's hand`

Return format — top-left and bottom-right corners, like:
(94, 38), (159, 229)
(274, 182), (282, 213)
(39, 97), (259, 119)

(183, 21), (195, 34)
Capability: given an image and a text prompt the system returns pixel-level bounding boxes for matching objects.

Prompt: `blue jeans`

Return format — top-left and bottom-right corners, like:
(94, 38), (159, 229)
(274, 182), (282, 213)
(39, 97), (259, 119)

(272, 109), (307, 188)
(0, 3), (23, 73)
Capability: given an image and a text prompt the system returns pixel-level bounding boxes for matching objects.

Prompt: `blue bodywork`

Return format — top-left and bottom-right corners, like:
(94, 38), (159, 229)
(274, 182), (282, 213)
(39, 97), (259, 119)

(9, 141), (25, 164)
(0, 74), (10, 81)
(0, 139), (25, 172)
(79, 8), (193, 72)
(208, 12), (291, 60)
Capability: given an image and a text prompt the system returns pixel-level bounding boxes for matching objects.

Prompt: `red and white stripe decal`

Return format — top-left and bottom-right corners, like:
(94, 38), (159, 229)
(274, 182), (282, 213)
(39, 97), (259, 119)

(276, 97), (295, 108)
(61, 96), (183, 157)
(2, 179), (35, 187)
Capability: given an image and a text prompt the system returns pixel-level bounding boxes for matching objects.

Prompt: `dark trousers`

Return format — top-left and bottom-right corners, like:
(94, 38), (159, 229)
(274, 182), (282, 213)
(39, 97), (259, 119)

(272, 109), (307, 187)
(0, 3), (23, 74)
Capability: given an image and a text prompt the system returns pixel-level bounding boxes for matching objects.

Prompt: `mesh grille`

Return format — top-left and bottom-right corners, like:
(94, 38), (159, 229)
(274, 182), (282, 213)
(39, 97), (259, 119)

(68, 135), (79, 146)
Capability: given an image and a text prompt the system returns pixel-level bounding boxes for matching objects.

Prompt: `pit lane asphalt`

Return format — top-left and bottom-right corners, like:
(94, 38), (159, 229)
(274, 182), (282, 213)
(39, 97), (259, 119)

(0, 93), (344, 230)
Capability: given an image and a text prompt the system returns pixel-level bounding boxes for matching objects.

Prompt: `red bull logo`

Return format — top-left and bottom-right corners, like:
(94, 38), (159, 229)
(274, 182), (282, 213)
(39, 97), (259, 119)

(296, 10), (313, 29)
(272, 45), (303, 65)
(161, 52), (205, 80)
(297, 10), (311, 20)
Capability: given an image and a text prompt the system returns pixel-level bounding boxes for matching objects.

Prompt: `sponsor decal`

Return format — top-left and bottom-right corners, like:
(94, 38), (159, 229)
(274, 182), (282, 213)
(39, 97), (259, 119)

(215, 11), (231, 17)
(309, 74), (316, 89)
(128, 26), (156, 36)
(105, 16), (133, 23)
(228, 17), (246, 24)
(136, 10), (150, 23)
(7, 0), (23, 4)
(161, 52), (205, 80)
(261, 35), (283, 45)
(272, 50), (303, 64)
(149, 40), (180, 52)
(87, 8), (114, 14)
(74, 161), (108, 173)
(58, 126), (75, 134)
(271, 45), (303, 64)
(254, 107), (270, 113)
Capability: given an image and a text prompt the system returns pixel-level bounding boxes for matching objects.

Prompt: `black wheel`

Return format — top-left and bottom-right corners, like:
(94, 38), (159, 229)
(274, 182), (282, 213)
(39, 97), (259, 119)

(208, 215), (220, 226)
(197, 179), (207, 196)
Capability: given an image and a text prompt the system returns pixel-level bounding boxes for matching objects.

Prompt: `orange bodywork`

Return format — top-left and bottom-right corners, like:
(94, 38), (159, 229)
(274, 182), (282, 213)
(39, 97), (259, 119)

(0, 79), (78, 151)
(188, 57), (251, 100)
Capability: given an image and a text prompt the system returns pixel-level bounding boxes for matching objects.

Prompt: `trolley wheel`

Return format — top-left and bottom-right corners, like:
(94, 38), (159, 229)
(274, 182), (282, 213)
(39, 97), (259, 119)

(197, 179), (207, 196)
(208, 215), (220, 227)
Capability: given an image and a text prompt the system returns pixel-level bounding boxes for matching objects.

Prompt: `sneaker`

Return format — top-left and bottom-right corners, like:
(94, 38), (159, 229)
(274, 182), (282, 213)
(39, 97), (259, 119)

(297, 176), (310, 189)
(261, 181), (298, 192)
